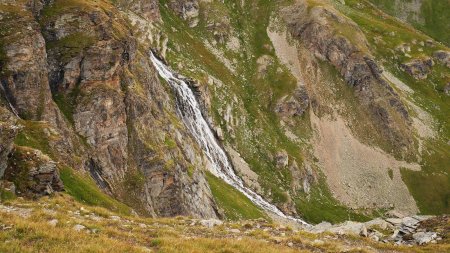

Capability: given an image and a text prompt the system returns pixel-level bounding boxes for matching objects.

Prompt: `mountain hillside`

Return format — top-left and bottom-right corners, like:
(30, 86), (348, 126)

(368, 0), (450, 46)
(0, 0), (449, 251)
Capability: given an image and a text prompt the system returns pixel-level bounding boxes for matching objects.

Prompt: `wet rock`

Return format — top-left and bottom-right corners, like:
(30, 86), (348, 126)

(401, 57), (434, 79)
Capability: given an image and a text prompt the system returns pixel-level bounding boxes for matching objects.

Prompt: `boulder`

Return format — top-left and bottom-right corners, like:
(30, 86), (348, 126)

(401, 57), (434, 79)
(433, 50), (450, 68)
(73, 224), (86, 232)
(444, 83), (450, 95)
(200, 219), (223, 228)
(4, 146), (64, 197)
(275, 86), (310, 119)
(169, 0), (199, 27)
(275, 150), (289, 169)
(413, 232), (437, 245)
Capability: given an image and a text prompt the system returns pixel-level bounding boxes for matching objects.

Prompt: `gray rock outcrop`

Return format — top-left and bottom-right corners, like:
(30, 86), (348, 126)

(401, 57), (434, 79)
(169, 0), (200, 27)
(4, 146), (64, 197)
(0, 0), (219, 218)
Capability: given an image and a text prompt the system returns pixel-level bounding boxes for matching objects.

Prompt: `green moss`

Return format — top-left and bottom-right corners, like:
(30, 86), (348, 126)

(205, 172), (266, 221)
(60, 166), (132, 215)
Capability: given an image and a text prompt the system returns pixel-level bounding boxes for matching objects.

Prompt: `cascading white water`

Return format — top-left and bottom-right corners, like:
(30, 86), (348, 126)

(150, 52), (310, 226)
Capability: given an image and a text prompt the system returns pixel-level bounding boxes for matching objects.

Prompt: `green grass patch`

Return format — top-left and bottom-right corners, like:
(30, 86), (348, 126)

(14, 120), (54, 157)
(205, 172), (266, 221)
(60, 166), (132, 215)
(368, 0), (450, 46)
(0, 188), (15, 201)
(295, 180), (372, 224)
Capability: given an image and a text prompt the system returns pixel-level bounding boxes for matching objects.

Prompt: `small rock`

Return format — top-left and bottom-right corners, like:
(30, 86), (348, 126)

(73, 224), (86, 232)
(199, 219), (223, 228)
(229, 228), (240, 233)
(360, 225), (368, 237)
(413, 232), (437, 245)
(433, 50), (450, 68)
(48, 219), (58, 227)
(386, 218), (403, 226)
(275, 150), (289, 168)
(287, 242), (294, 247)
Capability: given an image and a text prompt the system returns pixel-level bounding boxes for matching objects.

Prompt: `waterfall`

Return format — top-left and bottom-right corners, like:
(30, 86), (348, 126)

(150, 52), (310, 226)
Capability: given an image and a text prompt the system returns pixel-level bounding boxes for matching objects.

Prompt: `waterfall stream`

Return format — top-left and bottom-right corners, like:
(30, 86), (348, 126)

(150, 52), (309, 226)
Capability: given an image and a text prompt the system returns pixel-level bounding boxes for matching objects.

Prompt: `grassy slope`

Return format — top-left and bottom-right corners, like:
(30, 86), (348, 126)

(157, 0), (373, 223)
(335, 0), (450, 214)
(368, 0), (450, 46)
(205, 172), (266, 220)
(59, 167), (132, 215)
(1, 196), (449, 253)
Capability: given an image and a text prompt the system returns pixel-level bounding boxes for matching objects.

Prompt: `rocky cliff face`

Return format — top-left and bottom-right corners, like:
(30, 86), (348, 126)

(282, 1), (414, 156)
(0, 0), (219, 218)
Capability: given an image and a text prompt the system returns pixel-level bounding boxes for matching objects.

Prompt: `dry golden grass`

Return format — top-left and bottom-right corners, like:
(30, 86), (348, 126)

(0, 194), (449, 253)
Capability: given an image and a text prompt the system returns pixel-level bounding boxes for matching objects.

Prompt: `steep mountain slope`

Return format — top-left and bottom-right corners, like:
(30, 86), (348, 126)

(368, 0), (450, 46)
(0, 0), (219, 218)
(0, 0), (449, 232)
